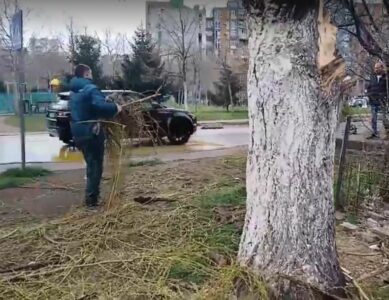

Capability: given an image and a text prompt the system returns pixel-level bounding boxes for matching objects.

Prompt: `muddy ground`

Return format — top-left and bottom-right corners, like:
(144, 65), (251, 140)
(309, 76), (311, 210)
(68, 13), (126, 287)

(0, 154), (388, 299)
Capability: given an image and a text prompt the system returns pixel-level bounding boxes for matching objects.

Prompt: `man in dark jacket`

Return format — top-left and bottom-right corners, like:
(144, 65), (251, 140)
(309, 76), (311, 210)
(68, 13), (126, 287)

(69, 64), (121, 208)
(366, 61), (387, 139)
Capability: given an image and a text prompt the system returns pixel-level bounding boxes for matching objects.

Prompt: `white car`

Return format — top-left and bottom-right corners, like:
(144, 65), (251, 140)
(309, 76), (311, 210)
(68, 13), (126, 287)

(349, 96), (368, 108)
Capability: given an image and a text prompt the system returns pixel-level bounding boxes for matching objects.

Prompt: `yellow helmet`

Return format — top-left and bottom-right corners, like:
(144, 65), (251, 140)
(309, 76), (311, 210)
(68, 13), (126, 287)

(50, 78), (61, 86)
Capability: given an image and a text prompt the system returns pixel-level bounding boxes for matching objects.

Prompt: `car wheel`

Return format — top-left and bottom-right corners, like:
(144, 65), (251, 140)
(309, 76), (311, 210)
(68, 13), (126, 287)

(168, 117), (192, 145)
(168, 132), (191, 145)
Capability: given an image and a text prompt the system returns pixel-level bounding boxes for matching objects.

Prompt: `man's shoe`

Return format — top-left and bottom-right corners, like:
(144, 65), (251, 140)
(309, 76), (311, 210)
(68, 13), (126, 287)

(367, 134), (379, 140)
(85, 204), (100, 213)
(85, 196), (98, 208)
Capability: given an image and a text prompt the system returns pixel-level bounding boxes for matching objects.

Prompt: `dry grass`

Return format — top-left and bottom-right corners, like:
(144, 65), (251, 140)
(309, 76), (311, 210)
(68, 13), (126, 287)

(0, 147), (387, 299)
(0, 156), (270, 299)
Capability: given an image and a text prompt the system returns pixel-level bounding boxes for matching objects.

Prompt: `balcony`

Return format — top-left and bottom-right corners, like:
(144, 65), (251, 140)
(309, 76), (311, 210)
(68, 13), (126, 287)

(237, 9), (246, 18)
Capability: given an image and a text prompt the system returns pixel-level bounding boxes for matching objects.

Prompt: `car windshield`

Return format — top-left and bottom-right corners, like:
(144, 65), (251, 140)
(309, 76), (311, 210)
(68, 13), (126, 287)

(58, 94), (70, 101)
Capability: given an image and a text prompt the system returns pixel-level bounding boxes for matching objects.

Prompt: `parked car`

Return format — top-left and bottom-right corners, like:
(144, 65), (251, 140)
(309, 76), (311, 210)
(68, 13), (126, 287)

(46, 90), (197, 146)
(348, 96), (368, 108)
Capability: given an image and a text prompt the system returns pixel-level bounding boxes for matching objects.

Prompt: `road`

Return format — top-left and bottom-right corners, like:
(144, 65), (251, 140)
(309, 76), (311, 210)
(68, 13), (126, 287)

(0, 126), (250, 166)
(0, 119), (386, 172)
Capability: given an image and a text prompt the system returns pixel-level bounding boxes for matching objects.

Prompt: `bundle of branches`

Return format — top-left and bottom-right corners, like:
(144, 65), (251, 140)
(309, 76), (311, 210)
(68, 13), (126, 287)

(106, 91), (162, 147)
(101, 91), (162, 209)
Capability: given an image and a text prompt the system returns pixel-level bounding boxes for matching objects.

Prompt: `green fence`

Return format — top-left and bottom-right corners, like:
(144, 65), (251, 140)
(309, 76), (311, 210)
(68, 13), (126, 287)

(0, 94), (14, 114)
(0, 92), (57, 115)
(29, 92), (57, 104)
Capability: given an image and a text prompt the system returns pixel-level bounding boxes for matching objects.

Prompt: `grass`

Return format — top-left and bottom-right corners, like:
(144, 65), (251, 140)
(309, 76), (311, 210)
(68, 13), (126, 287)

(128, 159), (164, 167)
(195, 110), (248, 121)
(0, 171), (263, 299)
(364, 284), (389, 300)
(0, 167), (51, 189)
(4, 114), (46, 132)
(0, 155), (384, 299)
(198, 185), (246, 209)
(165, 101), (248, 121)
(342, 106), (370, 118)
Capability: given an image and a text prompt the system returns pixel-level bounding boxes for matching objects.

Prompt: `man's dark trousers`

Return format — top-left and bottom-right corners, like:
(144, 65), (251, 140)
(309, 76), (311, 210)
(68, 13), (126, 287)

(77, 132), (105, 206)
(371, 104), (380, 136)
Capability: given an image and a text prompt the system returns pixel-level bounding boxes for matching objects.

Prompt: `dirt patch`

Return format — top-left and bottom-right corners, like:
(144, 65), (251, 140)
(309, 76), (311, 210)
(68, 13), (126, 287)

(0, 171), (85, 226)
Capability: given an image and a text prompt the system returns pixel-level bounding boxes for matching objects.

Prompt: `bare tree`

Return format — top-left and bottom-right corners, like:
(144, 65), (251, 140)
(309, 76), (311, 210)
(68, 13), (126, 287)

(0, 0), (19, 76)
(331, 0), (389, 62)
(159, 6), (199, 110)
(65, 18), (77, 68)
(101, 29), (128, 76)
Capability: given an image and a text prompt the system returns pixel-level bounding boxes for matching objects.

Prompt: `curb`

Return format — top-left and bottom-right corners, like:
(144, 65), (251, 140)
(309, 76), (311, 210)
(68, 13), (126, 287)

(0, 131), (48, 137)
(335, 137), (388, 152)
(198, 120), (249, 126)
(0, 146), (248, 173)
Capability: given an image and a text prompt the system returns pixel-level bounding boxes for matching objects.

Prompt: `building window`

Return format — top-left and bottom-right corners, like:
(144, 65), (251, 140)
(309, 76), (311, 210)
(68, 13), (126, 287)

(238, 20), (246, 28)
(207, 20), (213, 28)
(238, 9), (246, 18)
(215, 21), (220, 29)
(198, 33), (202, 44)
(230, 10), (236, 18)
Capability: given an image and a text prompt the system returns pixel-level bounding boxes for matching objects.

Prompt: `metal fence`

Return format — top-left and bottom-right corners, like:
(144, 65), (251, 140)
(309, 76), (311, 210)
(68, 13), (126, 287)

(0, 94), (15, 114)
(335, 152), (389, 210)
(335, 116), (389, 210)
(0, 92), (57, 115)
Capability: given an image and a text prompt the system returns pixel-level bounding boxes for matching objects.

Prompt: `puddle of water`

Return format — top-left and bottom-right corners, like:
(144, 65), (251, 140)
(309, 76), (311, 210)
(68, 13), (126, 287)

(51, 141), (224, 163)
(0, 128), (247, 164)
(52, 147), (84, 163)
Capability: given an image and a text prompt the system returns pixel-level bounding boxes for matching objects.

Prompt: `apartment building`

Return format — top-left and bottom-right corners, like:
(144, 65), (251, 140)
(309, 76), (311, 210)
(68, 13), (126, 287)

(206, 0), (248, 60)
(145, 1), (206, 57)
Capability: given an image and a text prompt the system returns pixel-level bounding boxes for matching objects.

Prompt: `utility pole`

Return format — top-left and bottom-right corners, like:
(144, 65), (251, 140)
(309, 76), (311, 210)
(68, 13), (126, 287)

(12, 9), (26, 169)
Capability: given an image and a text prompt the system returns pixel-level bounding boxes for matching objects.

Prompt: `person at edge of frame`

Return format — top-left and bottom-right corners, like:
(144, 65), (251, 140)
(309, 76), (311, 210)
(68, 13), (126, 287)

(366, 61), (388, 139)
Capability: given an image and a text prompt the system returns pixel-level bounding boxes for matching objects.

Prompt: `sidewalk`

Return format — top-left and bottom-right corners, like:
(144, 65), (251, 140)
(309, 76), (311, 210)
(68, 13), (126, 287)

(336, 119), (389, 152)
(0, 146), (247, 173)
(0, 116), (18, 134)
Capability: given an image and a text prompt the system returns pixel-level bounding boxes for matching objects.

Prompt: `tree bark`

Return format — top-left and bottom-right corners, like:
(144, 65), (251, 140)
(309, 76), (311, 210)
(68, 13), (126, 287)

(183, 80), (188, 111)
(228, 81), (233, 111)
(238, 1), (345, 298)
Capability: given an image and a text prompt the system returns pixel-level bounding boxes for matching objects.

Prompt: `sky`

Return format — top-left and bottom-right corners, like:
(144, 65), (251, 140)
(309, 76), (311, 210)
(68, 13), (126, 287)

(18, 0), (227, 40)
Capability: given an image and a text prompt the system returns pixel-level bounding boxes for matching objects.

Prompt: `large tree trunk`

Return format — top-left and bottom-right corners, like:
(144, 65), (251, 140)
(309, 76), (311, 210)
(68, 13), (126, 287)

(238, 1), (345, 298)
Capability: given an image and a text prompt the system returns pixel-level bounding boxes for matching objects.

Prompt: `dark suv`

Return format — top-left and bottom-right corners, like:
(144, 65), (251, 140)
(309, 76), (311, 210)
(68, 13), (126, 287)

(46, 90), (197, 145)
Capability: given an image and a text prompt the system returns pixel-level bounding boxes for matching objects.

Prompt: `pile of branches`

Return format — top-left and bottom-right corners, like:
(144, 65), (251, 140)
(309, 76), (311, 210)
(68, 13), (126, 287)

(105, 91), (162, 147)
(101, 91), (162, 209)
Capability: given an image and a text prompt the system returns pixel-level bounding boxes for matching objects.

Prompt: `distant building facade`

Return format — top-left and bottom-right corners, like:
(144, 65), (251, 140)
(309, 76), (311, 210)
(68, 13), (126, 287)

(28, 37), (61, 53)
(206, 0), (248, 60)
(145, 1), (206, 57)
(145, 0), (249, 105)
(145, 0), (248, 61)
